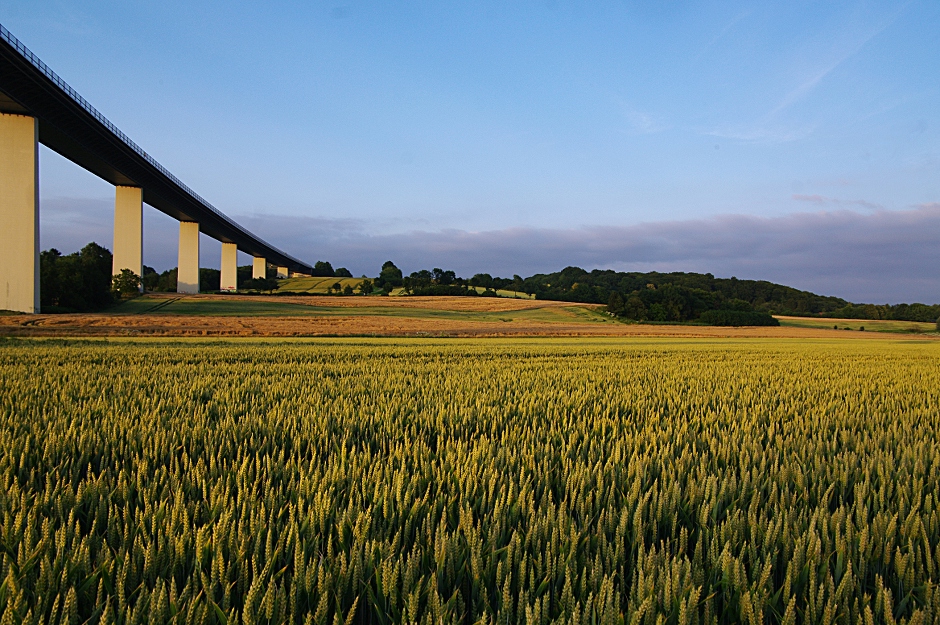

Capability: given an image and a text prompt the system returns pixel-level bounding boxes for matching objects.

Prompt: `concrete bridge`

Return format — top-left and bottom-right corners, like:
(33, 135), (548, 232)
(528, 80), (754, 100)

(0, 23), (312, 313)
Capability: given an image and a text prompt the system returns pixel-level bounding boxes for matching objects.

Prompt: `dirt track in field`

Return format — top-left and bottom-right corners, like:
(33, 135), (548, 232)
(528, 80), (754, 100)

(1, 294), (930, 339)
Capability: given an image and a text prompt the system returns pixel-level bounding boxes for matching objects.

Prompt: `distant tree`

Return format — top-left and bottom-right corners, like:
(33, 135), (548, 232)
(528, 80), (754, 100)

(470, 273), (494, 289)
(200, 268), (221, 292)
(112, 269), (142, 297)
(376, 261), (403, 290)
(332, 282), (342, 293)
(243, 277), (278, 293)
(406, 270), (433, 291)
(358, 279), (374, 295)
(39, 249), (62, 305)
(312, 261), (335, 277)
(142, 265), (159, 291)
(431, 267), (457, 286)
(334, 267), (353, 278)
(39, 242), (114, 312)
(722, 298), (753, 311)
(155, 268), (177, 292)
(432, 268), (456, 285)
(648, 303), (667, 322)
(236, 264), (255, 289)
(607, 292), (624, 315)
(342, 284), (354, 296)
(623, 296), (647, 320)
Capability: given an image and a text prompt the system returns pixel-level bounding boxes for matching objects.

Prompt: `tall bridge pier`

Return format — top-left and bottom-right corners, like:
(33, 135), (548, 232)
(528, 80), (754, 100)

(113, 186), (143, 286)
(0, 24), (311, 313)
(0, 113), (39, 313)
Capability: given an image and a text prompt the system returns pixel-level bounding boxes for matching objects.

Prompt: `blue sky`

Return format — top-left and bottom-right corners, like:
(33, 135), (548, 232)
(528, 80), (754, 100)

(2, 1), (939, 302)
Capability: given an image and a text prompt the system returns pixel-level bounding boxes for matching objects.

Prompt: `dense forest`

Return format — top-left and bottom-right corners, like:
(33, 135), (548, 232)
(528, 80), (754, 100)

(521, 267), (837, 322)
(513, 266), (940, 323)
(379, 263), (938, 324)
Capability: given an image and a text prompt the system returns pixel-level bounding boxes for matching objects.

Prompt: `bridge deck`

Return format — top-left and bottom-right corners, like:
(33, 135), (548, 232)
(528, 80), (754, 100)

(0, 24), (311, 274)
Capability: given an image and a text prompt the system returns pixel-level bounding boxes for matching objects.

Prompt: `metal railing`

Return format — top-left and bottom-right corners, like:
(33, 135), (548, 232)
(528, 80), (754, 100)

(0, 23), (304, 266)
(0, 23), (232, 222)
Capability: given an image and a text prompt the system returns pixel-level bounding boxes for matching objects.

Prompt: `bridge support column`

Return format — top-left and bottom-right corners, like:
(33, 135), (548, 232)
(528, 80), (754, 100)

(276, 266), (289, 279)
(252, 257), (266, 279)
(177, 221), (200, 294)
(220, 242), (237, 292)
(0, 114), (39, 313)
(113, 186), (142, 289)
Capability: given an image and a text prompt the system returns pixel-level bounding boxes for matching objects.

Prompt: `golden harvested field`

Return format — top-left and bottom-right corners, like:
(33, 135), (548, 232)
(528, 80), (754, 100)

(0, 338), (939, 624)
(2, 294), (935, 339)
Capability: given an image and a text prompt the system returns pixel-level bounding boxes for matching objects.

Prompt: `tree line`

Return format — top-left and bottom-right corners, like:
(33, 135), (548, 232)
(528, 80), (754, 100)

(31, 243), (940, 325)
(520, 267), (940, 323)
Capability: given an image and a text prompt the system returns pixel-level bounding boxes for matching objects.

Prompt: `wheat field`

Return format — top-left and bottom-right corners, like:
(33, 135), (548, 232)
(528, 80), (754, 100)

(0, 338), (938, 624)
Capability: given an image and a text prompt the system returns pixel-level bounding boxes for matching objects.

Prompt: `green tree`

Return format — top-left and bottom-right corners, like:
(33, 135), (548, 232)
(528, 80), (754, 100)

(376, 261), (403, 290)
(112, 269), (142, 297)
(624, 296), (647, 320)
(432, 268), (456, 285)
(312, 261), (335, 277)
(199, 268), (220, 292)
(357, 279), (374, 295)
(607, 291), (624, 315)
(243, 277), (278, 293)
(142, 266), (159, 291)
(470, 273), (494, 289)
(39, 242), (114, 312)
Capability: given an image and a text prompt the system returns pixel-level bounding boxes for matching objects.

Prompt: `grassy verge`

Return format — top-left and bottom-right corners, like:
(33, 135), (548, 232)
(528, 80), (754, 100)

(111, 294), (608, 324)
(776, 315), (937, 334)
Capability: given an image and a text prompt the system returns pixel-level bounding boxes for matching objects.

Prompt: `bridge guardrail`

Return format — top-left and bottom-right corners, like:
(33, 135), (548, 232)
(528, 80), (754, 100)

(0, 23), (307, 268)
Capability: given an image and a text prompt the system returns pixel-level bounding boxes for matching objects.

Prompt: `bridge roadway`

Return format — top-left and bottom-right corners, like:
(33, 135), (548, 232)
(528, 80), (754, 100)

(0, 24), (312, 311)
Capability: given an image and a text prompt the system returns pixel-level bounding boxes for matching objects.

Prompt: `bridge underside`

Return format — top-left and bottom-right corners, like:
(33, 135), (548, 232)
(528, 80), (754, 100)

(0, 25), (310, 311)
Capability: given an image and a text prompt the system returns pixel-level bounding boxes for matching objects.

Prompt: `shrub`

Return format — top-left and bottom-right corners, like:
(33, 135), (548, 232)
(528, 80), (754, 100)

(112, 269), (142, 297)
(699, 309), (779, 326)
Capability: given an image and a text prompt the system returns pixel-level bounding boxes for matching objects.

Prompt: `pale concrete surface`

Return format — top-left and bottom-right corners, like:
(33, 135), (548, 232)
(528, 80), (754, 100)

(252, 257), (266, 279)
(220, 242), (237, 292)
(112, 186), (142, 289)
(276, 266), (289, 279)
(177, 222), (200, 294)
(0, 114), (39, 313)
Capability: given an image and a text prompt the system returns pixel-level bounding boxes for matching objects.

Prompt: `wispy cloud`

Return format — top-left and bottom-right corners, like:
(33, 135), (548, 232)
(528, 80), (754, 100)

(704, 4), (909, 144)
(792, 194), (883, 211)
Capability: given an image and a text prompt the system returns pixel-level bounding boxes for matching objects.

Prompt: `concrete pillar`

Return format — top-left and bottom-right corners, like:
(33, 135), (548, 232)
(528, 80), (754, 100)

(177, 221), (200, 294)
(0, 114), (39, 313)
(112, 186), (142, 289)
(220, 242), (237, 292)
(276, 266), (288, 279)
(252, 257), (266, 280)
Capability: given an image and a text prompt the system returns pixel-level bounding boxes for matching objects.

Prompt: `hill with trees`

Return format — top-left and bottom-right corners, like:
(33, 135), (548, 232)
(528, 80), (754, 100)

(28, 245), (940, 324)
(376, 262), (938, 324)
